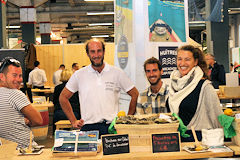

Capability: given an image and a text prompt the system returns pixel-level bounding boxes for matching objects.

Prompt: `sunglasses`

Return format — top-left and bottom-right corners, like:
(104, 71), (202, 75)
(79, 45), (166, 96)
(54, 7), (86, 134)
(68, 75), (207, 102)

(0, 57), (21, 73)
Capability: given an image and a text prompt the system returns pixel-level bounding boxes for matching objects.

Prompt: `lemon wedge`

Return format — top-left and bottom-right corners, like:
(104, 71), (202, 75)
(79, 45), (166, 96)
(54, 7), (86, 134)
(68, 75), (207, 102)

(117, 110), (126, 117)
(224, 108), (233, 116)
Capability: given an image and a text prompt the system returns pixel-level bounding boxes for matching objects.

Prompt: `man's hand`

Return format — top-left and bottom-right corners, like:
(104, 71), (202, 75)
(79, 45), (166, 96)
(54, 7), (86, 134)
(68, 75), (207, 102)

(72, 119), (84, 129)
(24, 117), (32, 126)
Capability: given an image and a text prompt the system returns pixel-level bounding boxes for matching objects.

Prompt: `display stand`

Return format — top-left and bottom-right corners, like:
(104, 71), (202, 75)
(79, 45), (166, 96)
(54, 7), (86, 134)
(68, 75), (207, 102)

(52, 130), (100, 157)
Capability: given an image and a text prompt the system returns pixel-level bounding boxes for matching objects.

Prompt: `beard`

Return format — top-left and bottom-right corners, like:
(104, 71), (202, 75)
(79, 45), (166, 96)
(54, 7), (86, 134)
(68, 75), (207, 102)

(90, 57), (104, 67)
(148, 76), (161, 86)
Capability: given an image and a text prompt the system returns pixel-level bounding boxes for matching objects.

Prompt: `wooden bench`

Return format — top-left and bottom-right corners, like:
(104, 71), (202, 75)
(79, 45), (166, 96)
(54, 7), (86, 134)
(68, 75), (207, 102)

(55, 120), (72, 130)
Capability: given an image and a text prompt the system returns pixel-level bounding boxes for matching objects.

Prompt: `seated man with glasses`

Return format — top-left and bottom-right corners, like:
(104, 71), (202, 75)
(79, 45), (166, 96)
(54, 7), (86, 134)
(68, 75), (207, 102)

(0, 57), (43, 149)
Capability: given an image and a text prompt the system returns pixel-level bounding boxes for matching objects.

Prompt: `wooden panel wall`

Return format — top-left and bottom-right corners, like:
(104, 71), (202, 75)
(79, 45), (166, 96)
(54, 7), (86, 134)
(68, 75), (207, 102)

(35, 45), (63, 87)
(104, 43), (115, 65)
(35, 43), (115, 87)
(63, 44), (90, 70)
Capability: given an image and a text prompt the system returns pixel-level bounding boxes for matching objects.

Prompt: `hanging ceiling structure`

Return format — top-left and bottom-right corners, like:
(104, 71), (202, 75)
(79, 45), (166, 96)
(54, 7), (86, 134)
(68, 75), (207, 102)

(5, 0), (240, 44)
(6, 0), (114, 43)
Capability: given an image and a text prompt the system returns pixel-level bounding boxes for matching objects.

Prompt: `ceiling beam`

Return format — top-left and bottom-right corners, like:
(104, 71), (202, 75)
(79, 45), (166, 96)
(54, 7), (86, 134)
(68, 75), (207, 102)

(34, 0), (48, 8)
(68, 0), (75, 7)
(7, 0), (32, 7)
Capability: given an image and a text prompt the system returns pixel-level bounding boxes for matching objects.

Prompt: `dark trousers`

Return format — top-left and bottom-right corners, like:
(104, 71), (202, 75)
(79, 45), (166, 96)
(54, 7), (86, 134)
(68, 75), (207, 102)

(33, 86), (44, 89)
(33, 86), (45, 96)
(80, 121), (110, 138)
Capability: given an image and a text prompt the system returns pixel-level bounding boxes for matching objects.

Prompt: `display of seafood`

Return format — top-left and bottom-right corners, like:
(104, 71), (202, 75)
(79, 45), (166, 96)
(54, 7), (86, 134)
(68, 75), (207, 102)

(116, 114), (178, 125)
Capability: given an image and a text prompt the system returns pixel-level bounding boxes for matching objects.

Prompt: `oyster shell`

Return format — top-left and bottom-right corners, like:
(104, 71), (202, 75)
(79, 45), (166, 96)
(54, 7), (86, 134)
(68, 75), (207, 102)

(115, 113), (178, 124)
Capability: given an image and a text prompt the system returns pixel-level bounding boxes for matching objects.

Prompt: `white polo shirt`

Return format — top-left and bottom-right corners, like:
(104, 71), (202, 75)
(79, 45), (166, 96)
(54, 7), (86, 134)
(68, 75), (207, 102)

(53, 69), (62, 86)
(28, 67), (47, 87)
(66, 63), (134, 124)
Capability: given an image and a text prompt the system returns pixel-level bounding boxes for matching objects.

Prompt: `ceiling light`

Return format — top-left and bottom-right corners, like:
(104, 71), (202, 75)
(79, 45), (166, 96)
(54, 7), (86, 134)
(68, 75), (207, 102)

(91, 35), (109, 38)
(6, 26), (21, 29)
(88, 23), (112, 26)
(84, 0), (114, 1)
(87, 12), (114, 15)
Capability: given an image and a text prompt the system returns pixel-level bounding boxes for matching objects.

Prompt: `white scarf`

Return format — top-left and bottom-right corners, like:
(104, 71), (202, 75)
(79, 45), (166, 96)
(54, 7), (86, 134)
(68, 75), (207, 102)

(168, 66), (203, 115)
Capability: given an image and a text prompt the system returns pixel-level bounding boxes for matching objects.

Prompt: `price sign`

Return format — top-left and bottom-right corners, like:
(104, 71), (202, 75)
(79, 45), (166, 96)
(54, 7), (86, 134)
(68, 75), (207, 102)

(102, 134), (129, 155)
(152, 132), (180, 153)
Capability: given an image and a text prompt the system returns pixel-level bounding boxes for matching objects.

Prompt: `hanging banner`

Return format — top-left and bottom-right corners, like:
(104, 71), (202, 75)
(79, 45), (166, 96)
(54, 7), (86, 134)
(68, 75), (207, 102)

(115, 0), (133, 69)
(115, 0), (135, 112)
(115, 0), (133, 44)
(159, 46), (177, 79)
(148, 0), (186, 42)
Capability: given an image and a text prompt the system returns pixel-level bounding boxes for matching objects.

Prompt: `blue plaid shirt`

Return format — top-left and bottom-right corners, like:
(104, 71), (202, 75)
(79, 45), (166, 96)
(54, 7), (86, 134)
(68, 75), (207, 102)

(136, 82), (169, 114)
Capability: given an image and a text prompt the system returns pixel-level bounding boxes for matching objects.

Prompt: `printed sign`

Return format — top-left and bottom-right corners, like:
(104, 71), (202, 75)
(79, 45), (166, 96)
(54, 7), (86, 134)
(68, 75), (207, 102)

(102, 134), (129, 155)
(148, 0), (186, 42)
(159, 46), (178, 78)
(152, 132), (180, 153)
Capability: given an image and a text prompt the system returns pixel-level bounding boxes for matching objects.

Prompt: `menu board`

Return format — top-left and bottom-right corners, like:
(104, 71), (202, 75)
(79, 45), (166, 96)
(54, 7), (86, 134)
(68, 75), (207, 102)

(102, 134), (129, 155)
(152, 132), (180, 153)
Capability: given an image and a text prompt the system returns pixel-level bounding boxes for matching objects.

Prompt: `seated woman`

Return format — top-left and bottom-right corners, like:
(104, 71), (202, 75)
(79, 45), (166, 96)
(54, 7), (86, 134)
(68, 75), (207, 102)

(166, 45), (223, 142)
(53, 69), (80, 133)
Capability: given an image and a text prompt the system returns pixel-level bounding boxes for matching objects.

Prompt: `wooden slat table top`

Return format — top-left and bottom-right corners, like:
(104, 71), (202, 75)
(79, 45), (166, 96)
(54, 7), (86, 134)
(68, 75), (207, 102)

(31, 88), (54, 94)
(32, 102), (54, 108)
(55, 120), (72, 130)
(2, 142), (234, 160)
(225, 142), (240, 155)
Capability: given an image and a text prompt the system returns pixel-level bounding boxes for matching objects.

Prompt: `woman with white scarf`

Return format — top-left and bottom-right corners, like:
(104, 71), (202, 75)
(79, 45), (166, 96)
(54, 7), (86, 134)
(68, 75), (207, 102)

(166, 45), (223, 142)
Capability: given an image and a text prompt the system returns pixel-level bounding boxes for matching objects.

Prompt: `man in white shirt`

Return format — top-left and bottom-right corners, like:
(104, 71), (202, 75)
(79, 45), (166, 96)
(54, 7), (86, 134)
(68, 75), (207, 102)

(59, 38), (139, 137)
(53, 64), (65, 86)
(72, 63), (79, 73)
(28, 61), (47, 89)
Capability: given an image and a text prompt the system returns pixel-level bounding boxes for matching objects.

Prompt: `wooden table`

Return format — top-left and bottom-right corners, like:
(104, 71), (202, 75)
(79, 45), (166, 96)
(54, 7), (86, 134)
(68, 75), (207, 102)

(55, 120), (72, 130)
(31, 88), (54, 102)
(32, 102), (54, 109)
(31, 88), (54, 94)
(2, 142), (235, 160)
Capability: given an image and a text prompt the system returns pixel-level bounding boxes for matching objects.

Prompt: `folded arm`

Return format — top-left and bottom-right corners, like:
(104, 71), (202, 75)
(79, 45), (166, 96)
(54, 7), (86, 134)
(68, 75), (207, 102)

(21, 104), (43, 127)
(127, 87), (139, 115)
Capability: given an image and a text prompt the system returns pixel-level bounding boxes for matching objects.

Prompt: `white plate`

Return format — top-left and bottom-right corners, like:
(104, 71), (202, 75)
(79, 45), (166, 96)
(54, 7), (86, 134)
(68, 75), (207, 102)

(183, 146), (210, 154)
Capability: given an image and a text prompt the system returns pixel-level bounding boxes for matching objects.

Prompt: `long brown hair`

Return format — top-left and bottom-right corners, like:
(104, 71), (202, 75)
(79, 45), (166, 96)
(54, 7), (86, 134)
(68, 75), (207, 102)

(177, 45), (209, 79)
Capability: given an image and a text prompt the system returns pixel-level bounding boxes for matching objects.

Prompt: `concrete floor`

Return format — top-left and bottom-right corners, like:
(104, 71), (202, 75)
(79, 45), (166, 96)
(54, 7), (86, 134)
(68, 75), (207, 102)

(35, 126), (54, 149)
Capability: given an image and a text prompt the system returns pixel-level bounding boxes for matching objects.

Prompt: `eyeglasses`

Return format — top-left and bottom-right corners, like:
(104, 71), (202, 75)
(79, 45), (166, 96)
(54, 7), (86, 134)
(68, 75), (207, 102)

(0, 57), (21, 73)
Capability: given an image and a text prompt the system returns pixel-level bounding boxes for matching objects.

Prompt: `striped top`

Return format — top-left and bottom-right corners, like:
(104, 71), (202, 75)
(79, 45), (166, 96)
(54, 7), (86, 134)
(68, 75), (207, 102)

(0, 87), (31, 148)
(136, 82), (169, 114)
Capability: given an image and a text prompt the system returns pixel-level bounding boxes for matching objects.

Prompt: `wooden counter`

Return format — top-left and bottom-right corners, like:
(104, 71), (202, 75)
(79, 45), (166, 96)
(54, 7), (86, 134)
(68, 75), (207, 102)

(226, 142), (240, 155)
(2, 142), (234, 160)
(217, 86), (240, 100)
(218, 95), (240, 100)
